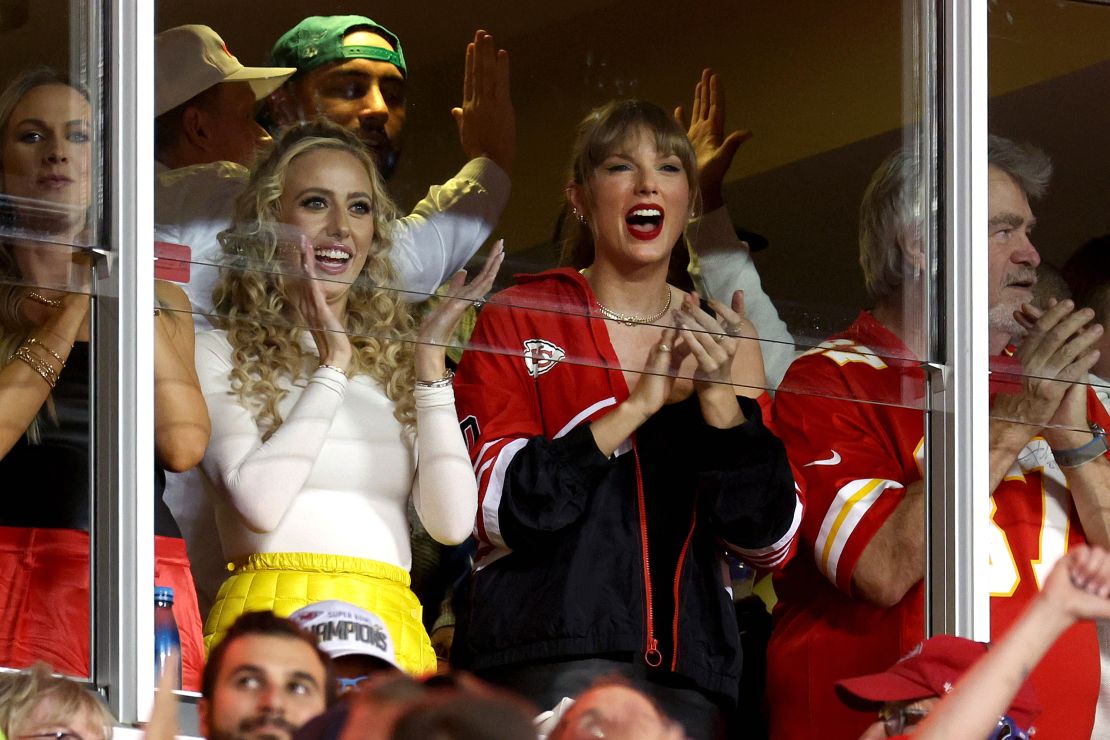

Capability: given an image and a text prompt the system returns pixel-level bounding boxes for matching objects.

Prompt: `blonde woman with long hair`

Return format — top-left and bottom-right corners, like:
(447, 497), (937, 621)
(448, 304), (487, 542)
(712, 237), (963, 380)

(0, 68), (208, 684)
(197, 120), (500, 674)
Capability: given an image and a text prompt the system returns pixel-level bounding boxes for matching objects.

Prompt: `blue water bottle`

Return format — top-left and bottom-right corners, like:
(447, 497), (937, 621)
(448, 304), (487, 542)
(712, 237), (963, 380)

(154, 586), (182, 690)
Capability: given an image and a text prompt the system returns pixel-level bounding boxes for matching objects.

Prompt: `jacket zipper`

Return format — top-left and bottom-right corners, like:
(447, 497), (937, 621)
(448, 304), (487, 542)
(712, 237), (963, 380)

(634, 455), (663, 667)
(670, 503), (698, 672)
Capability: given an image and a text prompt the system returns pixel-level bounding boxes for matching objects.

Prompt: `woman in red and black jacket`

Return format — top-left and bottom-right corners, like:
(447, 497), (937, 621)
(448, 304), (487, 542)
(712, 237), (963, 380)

(452, 99), (801, 739)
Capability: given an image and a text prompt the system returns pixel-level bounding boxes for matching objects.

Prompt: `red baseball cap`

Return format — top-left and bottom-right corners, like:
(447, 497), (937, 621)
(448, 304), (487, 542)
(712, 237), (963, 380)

(835, 635), (1041, 729)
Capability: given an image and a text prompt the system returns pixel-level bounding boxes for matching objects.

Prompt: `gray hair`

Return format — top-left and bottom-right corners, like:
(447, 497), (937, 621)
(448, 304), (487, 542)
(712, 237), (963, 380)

(988, 134), (1052, 200)
(858, 136), (1053, 305)
(858, 148), (921, 304)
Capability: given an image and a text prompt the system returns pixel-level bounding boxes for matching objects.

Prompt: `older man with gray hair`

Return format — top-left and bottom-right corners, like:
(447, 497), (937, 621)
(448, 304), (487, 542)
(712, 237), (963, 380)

(764, 136), (1110, 739)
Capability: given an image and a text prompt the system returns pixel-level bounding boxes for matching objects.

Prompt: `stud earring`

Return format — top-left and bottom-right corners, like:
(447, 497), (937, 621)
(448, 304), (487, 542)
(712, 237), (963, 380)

(572, 207), (586, 225)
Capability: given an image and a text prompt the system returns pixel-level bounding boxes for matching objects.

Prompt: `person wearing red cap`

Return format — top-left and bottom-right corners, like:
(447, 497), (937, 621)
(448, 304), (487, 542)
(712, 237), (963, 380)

(837, 544), (1110, 739)
(837, 636), (1039, 739)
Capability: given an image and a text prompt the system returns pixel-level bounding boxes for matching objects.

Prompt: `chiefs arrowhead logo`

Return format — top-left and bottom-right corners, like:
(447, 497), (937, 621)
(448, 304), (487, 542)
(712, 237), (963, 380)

(523, 339), (565, 377)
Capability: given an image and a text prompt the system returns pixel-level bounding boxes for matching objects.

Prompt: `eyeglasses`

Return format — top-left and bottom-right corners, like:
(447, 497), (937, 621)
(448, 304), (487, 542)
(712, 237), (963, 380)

(879, 703), (929, 736)
(878, 705), (1030, 740)
(20, 732), (86, 740)
(336, 675), (369, 693)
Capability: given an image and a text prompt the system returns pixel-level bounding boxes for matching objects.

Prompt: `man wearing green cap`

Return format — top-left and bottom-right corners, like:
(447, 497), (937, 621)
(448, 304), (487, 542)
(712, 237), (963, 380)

(268, 15), (408, 178)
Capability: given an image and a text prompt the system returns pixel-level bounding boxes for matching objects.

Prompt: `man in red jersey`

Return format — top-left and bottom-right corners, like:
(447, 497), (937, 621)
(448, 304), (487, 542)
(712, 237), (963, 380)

(766, 136), (1110, 739)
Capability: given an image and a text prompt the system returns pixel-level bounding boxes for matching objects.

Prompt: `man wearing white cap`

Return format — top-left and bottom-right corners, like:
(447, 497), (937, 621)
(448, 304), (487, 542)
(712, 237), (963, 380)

(155, 24), (294, 169)
(289, 600), (401, 695)
(153, 24), (296, 322)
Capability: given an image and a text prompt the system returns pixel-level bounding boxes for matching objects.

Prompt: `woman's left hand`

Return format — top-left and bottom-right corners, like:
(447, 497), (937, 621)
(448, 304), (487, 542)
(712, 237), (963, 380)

(415, 240), (505, 381)
(675, 290), (757, 428)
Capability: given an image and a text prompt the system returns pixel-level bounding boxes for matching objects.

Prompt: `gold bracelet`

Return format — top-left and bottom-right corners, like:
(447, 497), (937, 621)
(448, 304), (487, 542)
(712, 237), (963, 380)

(318, 363), (349, 377)
(16, 346), (59, 384)
(25, 290), (62, 308)
(11, 346), (58, 388)
(24, 337), (65, 366)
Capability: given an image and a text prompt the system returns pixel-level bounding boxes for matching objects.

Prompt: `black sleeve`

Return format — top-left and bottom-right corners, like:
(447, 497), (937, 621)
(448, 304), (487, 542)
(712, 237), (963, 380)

(695, 396), (799, 550)
(497, 424), (614, 549)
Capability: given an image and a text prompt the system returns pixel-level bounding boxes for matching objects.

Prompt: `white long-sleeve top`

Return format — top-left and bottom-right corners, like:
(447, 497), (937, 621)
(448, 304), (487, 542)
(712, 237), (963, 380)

(687, 206), (795, 389)
(155, 156), (511, 325)
(195, 329), (477, 569)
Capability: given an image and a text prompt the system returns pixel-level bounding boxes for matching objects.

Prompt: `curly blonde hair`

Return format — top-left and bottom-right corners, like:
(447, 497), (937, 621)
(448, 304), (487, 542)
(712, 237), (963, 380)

(212, 121), (415, 438)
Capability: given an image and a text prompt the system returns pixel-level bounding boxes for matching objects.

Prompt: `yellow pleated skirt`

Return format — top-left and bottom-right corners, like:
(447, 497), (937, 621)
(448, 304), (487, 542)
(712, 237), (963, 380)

(203, 552), (436, 675)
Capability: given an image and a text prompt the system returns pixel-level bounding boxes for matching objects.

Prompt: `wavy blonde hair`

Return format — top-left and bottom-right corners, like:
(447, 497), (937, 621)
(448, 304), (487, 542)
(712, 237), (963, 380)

(212, 120), (415, 439)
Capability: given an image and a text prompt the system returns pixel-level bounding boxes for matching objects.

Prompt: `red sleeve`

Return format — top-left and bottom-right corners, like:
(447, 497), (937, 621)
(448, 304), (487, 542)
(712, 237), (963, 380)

(772, 351), (923, 595)
(455, 301), (543, 550)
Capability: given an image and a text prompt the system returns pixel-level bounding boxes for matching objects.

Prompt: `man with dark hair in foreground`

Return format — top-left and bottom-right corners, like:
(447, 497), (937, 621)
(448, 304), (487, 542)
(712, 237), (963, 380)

(200, 611), (333, 740)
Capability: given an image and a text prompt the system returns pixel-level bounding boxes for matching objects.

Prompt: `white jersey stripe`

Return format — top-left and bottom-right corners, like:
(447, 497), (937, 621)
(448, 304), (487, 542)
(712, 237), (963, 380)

(815, 478), (903, 583)
(555, 397), (617, 439)
(480, 438), (529, 549)
(729, 493), (803, 568)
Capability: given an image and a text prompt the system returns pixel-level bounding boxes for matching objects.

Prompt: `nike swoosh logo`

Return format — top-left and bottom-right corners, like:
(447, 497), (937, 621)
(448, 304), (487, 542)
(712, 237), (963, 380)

(805, 451), (842, 467)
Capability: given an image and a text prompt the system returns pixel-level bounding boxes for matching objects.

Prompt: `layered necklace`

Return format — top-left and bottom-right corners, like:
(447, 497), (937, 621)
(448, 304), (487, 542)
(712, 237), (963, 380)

(595, 287), (673, 326)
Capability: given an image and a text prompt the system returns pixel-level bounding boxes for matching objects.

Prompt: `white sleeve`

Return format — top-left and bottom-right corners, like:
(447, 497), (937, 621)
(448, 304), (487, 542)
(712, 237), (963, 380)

(410, 384), (479, 545)
(196, 332), (347, 533)
(687, 206), (795, 389)
(389, 157), (511, 300)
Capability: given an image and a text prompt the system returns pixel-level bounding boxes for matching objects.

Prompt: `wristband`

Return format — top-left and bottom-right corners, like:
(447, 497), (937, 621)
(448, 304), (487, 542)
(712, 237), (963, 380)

(1053, 423), (1109, 469)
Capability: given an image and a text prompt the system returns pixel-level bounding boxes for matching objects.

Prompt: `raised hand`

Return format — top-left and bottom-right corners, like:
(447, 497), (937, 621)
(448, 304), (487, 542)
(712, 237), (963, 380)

(452, 30), (515, 175)
(1042, 545), (1110, 622)
(415, 240), (505, 381)
(292, 235), (353, 373)
(675, 68), (752, 211)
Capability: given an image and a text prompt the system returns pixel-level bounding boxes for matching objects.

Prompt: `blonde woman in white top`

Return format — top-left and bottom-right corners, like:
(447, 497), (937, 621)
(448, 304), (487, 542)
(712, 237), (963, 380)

(197, 120), (501, 673)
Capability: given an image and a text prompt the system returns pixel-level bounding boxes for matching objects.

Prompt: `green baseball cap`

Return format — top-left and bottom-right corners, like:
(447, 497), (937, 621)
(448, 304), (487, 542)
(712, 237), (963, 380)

(270, 15), (407, 78)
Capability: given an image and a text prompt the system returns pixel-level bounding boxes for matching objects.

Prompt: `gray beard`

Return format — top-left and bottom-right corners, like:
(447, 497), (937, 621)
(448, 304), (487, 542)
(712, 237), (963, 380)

(988, 301), (1024, 338)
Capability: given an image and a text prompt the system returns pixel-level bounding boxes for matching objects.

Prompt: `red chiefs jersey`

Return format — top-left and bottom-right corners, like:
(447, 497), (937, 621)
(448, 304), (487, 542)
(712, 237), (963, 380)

(766, 311), (1100, 740)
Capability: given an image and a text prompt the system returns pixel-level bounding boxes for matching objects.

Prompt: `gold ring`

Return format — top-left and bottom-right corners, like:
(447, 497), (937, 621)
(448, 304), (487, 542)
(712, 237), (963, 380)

(658, 343), (672, 353)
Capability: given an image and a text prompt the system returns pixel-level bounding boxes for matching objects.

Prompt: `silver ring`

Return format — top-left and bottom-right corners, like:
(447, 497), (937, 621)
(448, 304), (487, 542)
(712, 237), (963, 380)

(658, 343), (672, 353)
(724, 324), (745, 337)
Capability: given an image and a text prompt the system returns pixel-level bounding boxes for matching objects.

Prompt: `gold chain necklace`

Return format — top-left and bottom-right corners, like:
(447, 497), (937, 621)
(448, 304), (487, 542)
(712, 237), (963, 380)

(595, 287), (673, 326)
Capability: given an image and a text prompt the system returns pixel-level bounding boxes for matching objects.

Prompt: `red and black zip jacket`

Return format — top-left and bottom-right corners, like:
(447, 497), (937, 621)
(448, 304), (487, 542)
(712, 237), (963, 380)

(452, 268), (801, 702)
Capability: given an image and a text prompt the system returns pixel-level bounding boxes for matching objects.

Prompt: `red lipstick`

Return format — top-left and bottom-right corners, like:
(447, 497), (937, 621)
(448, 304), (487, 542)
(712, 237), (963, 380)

(625, 203), (665, 241)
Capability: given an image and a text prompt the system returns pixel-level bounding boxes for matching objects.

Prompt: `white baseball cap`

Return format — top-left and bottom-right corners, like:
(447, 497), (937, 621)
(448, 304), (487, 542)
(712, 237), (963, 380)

(155, 24), (295, 116)
(288, 600), (400, 669)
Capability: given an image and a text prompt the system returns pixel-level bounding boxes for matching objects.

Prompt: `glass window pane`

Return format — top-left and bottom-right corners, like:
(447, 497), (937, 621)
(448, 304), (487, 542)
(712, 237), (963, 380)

(152, 3), (936, 735)
(985, 0), (1110, 736)
(0, 0), (102, 680)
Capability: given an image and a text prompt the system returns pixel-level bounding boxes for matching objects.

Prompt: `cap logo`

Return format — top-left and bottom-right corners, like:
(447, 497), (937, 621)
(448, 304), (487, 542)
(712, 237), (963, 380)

(305, 46), (317, 59)
(523, 339), (565, 377)
(220, 42), (234, 59)
(311, 619), (390, 652)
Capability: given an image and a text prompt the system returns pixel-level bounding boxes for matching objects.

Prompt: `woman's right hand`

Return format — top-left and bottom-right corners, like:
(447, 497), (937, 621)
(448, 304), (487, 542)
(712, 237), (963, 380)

(624, 325), (682, 420)
(591, 326), (681, 458)
(294, 235), (353, 373)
